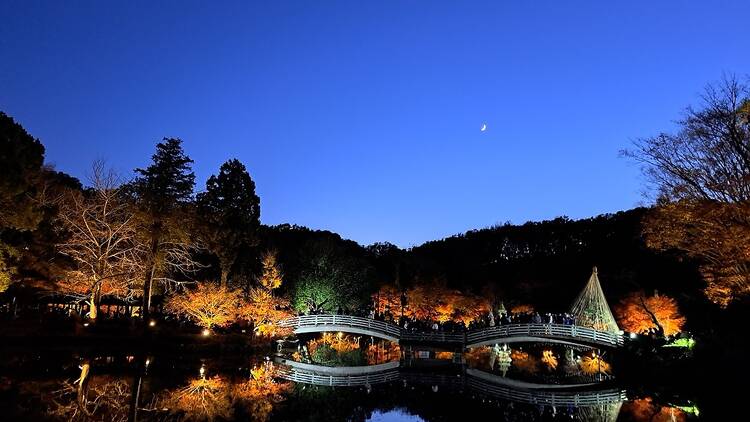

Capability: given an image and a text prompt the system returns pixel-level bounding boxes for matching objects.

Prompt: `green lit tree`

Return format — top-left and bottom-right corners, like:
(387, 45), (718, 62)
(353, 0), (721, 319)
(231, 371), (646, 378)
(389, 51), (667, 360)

(292, 239), (373, 313)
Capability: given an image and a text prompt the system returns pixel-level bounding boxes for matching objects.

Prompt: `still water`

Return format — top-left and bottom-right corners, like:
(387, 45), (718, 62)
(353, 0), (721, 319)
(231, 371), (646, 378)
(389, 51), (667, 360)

(0, 336), (701, 421)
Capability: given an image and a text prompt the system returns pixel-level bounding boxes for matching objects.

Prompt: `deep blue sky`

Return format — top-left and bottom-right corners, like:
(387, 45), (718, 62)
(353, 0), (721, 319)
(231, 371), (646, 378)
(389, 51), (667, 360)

(2, 1), (749, 247)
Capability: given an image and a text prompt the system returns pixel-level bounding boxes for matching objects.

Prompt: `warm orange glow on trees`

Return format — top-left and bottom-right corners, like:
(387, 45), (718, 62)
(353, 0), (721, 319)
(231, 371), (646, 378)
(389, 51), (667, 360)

(615, 291), (686, 337)
(541, 350), (558, 371)
(259, 250), (283, 291)
(511, 350), (540, 374)
(509, 304), (535, 314)
(365, 342), (401, 364)
(233, 363), (292, 422)
(626, 77), (750, 306)
(373, 284), (489, 325)
(238, 287), (292, 337)
(580, 353), (611, 375)
(161, 375), (233, 421)
(165, 283), (241, 329)
(307, 333), (359, 355)
(56, 164), (142, 321)
(621, 397), (688, 422)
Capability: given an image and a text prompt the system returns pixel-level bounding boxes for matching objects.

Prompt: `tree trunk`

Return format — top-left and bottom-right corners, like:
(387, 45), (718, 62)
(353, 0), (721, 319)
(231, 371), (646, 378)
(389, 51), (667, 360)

(220, 269), (229, 289)
(89, 286), (100, 322)
(77, 360), (92, 416)
(141, 229), (160, 323)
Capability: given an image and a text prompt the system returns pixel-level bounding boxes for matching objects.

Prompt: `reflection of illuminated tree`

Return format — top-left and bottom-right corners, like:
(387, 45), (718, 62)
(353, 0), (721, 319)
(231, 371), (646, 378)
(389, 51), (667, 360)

(541, 350), (558, 371)
(464, 346), (491, 369)
(160, 375), (233, 421)
(365, 342), (401, 364)
(615, 291), (686, 337)
(579, 353), (611, 375)
(165, 283), (241, 329)
(233, 363), (292, 422)
(509, 304), (534, 314)
(621, 397), (687, 422)
(46, 361), (131, 421)
(307, 333), (364, 365)
(510, 350), (540, 374)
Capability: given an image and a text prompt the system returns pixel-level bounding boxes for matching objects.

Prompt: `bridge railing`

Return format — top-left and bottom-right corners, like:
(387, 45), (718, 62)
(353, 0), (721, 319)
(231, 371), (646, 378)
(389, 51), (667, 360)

(280, 315), (624, 348)
(279, 315), (402, 339)
(276, 366), (400, 386)
(466, 377), (626, 406)
(466, 323), (624, 347)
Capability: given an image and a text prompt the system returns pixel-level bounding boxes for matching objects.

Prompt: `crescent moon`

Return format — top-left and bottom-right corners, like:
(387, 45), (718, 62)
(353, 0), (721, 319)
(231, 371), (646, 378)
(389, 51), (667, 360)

(480, 123), (487, 131)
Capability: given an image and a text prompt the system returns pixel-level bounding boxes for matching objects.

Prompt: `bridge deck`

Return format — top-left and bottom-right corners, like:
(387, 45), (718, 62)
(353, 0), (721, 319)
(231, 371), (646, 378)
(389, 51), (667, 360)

(280, 315), (624, 348)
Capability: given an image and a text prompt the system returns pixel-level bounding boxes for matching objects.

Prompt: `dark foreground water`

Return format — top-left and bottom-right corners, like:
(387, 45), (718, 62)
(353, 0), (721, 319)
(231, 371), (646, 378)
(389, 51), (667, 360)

(0, 339), (706, 422)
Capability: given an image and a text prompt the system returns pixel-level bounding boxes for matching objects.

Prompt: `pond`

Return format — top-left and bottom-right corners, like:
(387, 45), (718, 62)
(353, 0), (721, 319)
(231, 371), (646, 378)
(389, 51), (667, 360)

(0, 334), (703, 421)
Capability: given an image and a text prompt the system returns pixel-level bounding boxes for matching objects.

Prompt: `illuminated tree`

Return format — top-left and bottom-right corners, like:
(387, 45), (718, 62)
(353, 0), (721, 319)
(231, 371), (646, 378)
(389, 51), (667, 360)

(509, 304), (535, 314)
(259, 250), (283, 291)
(238, 287), (292, 337)
(624, 76), (750, 306)
(292, 239), (372, 313)
(621, 397), (688, 422)
(197, 159), (260, 288)
(56, 164), (142, 321)
(165, 282), (241, 329)
(615, 291), (686, 337)
(132, 137), (200, 321)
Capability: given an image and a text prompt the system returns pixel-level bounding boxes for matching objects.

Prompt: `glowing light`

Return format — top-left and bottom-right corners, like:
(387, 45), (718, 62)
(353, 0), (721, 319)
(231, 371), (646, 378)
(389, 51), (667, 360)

(83, 322), (89, 327)
(145, 358), (151, 366)
(199, 365), (206, 377)
(202, 328), (211, 337)
(149, 320), (156, 327)
(629, 332), (638, 339)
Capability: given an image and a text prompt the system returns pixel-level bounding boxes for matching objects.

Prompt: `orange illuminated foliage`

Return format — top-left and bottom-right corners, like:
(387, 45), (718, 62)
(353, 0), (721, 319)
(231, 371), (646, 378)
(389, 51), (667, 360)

(165, 283), (241, 329)
(233, 363), (292, 422)
(259, 250), (283, 291)
(373, 284), (489, 325)
(621, 397), (687, 422)
(307, 333), (359, 356)
(511, 350), (540, 374)
(161, 375), (233, 421)
(644, 201), (750, 307)
(238, 287), (292, 337)
(541, 350), (558, 371)
(365, 342), (401, 364)
(509, 304), (535, 314)
(464, 346), (491, 368)
(579, 353), (611, 375)
(615, 292), (686, 337)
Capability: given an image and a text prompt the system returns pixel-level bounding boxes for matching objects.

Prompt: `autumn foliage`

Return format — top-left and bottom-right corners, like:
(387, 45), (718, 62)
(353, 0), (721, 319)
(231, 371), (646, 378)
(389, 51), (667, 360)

(165, 283), (242, 329)
(615, 291), (686, 337)
(373, 284), (489, 326)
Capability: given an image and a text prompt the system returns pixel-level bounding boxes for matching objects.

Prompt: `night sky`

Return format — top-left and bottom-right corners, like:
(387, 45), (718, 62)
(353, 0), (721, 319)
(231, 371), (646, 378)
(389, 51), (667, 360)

(2, 1), (749, 247)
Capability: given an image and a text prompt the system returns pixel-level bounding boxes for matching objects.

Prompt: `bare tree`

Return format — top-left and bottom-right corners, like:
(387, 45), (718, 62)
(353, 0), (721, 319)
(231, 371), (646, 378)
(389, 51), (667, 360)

(624, 75), (750, 306)
(56, 163), (143, 321)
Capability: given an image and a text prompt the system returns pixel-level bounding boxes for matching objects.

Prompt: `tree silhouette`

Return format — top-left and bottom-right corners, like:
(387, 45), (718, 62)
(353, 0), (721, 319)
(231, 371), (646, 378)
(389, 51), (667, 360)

(197, 159), (260, 288)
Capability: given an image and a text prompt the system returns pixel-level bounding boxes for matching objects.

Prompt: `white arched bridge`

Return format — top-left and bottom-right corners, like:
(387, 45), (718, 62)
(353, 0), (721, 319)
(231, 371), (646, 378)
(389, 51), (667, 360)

(280, 268), (626, 349)
(274, 358), (626, 408)
(279, 314), (624, 348)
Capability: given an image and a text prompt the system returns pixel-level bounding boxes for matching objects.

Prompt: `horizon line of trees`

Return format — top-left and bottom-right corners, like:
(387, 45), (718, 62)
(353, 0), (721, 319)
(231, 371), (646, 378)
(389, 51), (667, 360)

(1, 74), (748, 339)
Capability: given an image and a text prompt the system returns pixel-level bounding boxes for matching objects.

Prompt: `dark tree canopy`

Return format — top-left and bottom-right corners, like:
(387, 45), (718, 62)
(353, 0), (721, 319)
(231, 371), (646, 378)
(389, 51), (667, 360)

(133, 138), (196, 218)
(197, 159), (261, 287)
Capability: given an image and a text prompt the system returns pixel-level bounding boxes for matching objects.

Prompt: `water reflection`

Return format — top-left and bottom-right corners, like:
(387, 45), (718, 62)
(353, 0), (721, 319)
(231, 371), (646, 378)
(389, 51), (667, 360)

(0, 350), (700, 421)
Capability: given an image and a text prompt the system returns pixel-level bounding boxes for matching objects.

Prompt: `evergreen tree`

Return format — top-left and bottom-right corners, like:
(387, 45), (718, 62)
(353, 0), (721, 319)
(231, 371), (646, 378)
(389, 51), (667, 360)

(132, 138), (197, 320)
(197, 159), (260, 288)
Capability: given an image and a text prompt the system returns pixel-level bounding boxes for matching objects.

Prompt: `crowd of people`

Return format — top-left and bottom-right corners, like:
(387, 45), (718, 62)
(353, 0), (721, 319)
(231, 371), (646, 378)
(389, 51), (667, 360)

(300, 303), (580, 335)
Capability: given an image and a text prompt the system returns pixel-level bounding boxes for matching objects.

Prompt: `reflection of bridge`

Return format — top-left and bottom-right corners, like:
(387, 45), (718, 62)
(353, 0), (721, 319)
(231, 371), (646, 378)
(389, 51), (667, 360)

(280, 268), (625, 348)
(279, 314), (624, 348)
(274, 358), (626, 408)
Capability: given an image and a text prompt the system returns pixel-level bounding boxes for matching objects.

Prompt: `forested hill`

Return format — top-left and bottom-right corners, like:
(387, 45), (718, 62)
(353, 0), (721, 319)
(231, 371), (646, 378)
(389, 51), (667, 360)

(402, 208), (703, 311)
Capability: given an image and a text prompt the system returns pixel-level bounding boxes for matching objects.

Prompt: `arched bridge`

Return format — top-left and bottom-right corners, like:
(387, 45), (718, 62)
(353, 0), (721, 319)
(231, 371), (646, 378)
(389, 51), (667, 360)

(279, 314), (624, 348)
(273, 358), (626, 408)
